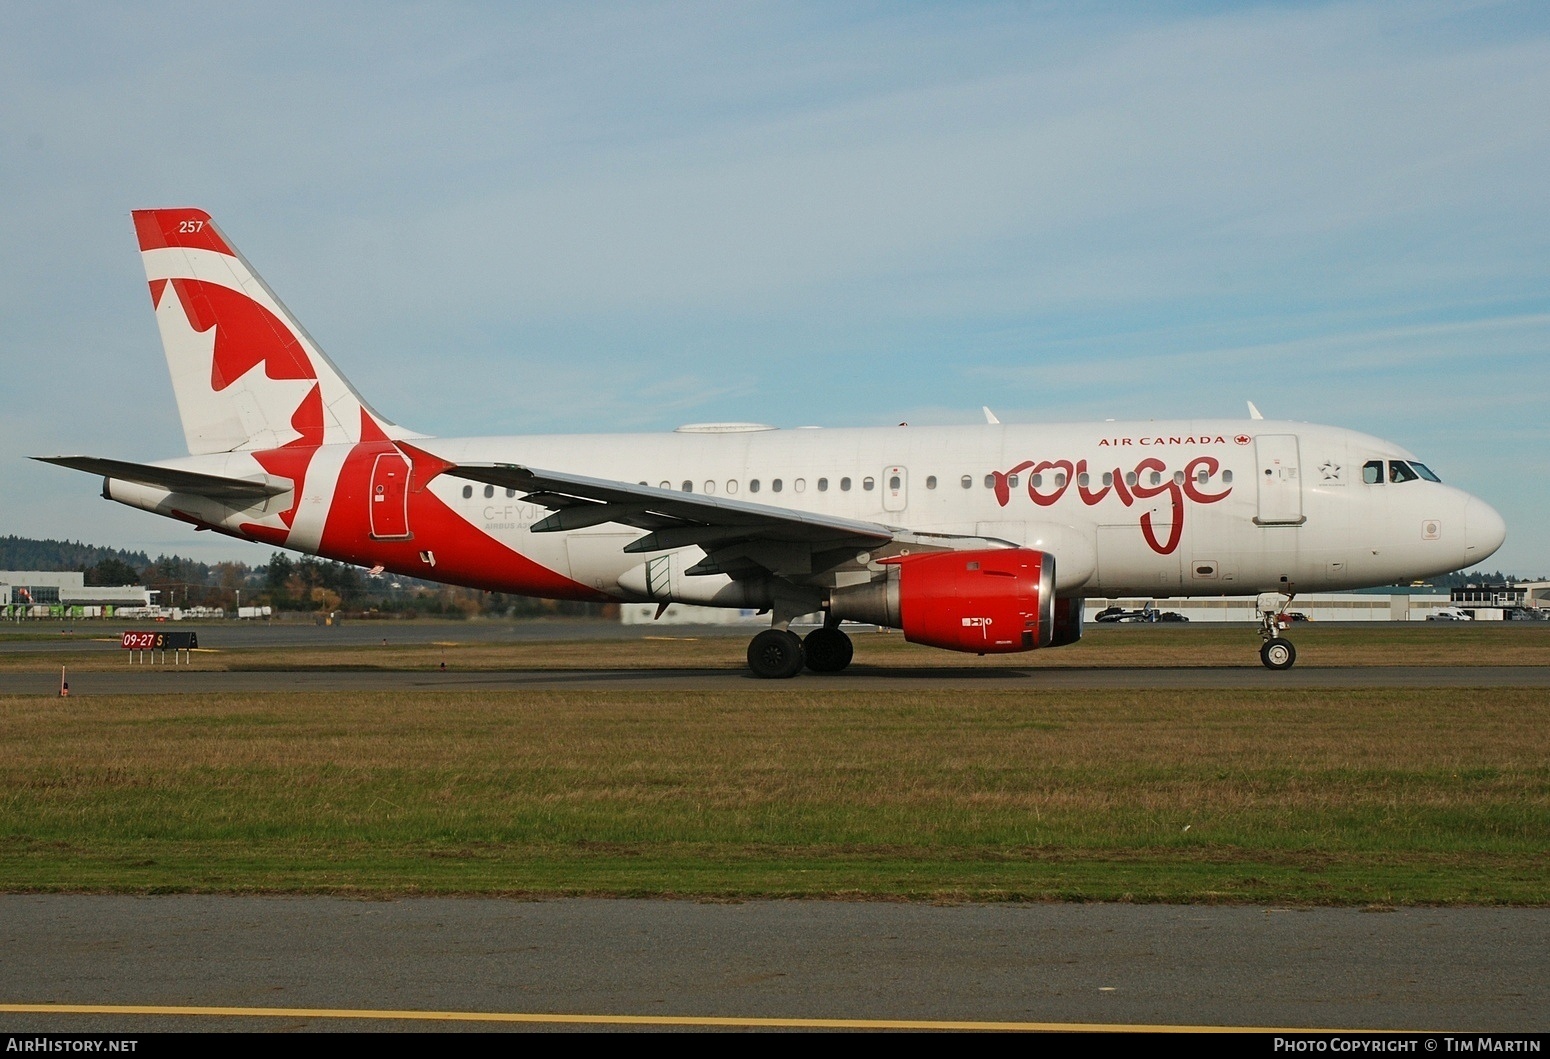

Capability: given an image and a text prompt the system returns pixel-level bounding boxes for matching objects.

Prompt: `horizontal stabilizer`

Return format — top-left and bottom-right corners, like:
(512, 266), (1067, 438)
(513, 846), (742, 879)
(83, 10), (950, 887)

(33, 456), (289, 500)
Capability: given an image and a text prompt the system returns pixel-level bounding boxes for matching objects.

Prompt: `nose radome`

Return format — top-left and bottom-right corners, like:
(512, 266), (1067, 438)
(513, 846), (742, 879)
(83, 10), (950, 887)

(1464, 498), (1507, 563)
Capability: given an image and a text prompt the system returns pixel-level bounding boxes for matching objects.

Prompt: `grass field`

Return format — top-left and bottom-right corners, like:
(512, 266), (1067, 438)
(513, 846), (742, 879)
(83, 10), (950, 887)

(2, 620), (1549, 671)
(1, 678), (1546, 904)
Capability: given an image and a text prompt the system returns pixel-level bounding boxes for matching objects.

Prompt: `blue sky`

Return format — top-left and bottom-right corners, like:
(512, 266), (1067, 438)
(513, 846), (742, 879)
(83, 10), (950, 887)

(2, 2), (1546, 575)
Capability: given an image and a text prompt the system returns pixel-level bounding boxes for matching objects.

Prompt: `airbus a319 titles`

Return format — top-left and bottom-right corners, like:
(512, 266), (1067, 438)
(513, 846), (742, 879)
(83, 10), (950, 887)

(39, 210), (1507, 676)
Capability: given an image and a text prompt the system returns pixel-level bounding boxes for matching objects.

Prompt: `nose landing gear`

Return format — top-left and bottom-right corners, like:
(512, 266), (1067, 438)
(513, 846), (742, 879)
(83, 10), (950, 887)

(1259, 637), (1296, 670)
(1256, 591), (1297, 670)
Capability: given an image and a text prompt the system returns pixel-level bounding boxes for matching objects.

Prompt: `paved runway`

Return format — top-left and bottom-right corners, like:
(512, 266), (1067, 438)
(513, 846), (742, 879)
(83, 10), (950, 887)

(2, 664), (1547, 696)
(1, 897), (1544, 1032)
(4, 624), (1544, 1034)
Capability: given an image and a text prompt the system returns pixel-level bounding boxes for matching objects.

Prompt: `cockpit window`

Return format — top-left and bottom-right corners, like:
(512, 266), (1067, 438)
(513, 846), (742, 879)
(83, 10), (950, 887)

(1363, 460), (1384, 485)
(1410, 462), (1442, 483)
(1388, 460), (1419, 484)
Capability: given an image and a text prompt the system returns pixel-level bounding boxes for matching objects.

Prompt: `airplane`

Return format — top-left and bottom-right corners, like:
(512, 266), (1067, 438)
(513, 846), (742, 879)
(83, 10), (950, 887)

(36, 208), (1507, 677)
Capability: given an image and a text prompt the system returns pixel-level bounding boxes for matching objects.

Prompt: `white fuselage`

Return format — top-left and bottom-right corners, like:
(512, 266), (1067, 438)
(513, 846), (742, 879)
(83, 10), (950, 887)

(111, 417), (1503, 602)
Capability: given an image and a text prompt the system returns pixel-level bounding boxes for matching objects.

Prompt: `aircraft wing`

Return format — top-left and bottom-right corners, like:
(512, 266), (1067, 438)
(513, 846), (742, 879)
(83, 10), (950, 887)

(399, 443), (1015, 583)
(436, 461), (898, 545)
(32, 456), (289, 501)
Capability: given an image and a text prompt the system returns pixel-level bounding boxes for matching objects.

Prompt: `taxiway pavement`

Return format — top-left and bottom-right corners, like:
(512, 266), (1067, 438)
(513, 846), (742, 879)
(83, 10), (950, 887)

(1, 897), (1544, 1032)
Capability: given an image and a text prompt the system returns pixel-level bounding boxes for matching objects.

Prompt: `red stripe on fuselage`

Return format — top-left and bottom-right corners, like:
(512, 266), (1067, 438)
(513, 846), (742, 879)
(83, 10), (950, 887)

(237, 385), (326, 542)
(317, 441), (605, 602)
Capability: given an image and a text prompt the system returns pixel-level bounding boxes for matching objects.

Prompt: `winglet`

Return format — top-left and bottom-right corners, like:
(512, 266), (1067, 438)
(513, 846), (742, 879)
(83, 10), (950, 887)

(982, 406), (1000, 425)
(1247, 401), (1264, 420)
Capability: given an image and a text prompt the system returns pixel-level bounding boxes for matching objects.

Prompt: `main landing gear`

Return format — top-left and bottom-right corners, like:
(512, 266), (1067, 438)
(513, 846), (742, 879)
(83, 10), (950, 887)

(802, 626), (854, 673)
(747, 628), (805, 679)
(1256, 591), (1297, 670)
(746, 620), (854, 678)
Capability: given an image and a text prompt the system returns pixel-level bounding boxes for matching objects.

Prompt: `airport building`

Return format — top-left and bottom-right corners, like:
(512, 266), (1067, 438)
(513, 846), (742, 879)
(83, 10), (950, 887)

(0, 571), (154, 619)
(1444, 582), (1550, 621)
(621, 602), (775, 626)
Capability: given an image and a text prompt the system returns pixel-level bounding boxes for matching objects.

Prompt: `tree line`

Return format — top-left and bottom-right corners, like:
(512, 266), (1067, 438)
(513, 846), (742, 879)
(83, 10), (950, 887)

(0, 536), (610, 619)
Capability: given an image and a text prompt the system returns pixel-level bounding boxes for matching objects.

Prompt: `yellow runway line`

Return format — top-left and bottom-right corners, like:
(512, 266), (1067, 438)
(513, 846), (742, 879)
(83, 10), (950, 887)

(0, 1002), (1351, 1032)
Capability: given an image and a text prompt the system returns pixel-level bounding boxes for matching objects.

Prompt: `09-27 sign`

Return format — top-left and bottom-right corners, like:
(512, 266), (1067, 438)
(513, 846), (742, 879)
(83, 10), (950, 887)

(122, 631), (198, 650)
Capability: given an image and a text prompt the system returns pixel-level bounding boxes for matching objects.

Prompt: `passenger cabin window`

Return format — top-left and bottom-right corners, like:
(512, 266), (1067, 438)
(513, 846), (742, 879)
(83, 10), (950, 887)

(484, 485), (494, 498)
(1389, 461), (1419, 484)
(462, 485), (473, 499)
(817, 478), (828, 491)
(841, 477), (852, 491)
(682, 481), (693, 492)
(984, 475), (995, 489)
(772, 479), (783, 493)
(794, 478), (805, 492)
(1007, 474), (1018, 489)
(925, 475), (937, 489)
(727, 480), (738, 494)
(749, 479), (760, 493)
(863, 477), (875, 491)
(1363, 461), (1384, 485)
(960, 475), (972, 489)
(506, 488), (517, 498)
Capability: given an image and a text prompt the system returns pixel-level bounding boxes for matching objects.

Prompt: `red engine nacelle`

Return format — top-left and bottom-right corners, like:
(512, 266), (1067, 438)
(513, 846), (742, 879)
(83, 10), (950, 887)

(828, 548), (1056, 654)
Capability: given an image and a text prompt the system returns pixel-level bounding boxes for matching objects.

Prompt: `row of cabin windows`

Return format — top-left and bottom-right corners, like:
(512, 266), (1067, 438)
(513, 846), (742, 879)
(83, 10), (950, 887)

(644, 477), (871, 495)
(459, 467), (1236, 500)
(1363, 460), (1441, 485)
